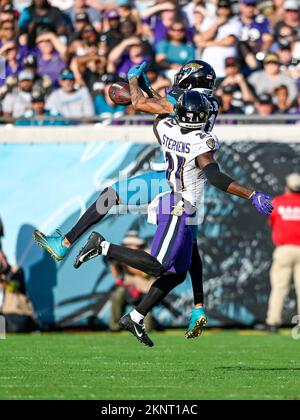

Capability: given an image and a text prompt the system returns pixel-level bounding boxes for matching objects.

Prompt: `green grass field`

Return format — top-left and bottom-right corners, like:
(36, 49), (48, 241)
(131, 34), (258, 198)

(0, 329), (299, 400)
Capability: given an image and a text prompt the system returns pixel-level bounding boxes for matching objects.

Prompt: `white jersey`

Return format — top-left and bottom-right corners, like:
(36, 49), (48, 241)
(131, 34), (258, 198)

(156, 117), (220, 208)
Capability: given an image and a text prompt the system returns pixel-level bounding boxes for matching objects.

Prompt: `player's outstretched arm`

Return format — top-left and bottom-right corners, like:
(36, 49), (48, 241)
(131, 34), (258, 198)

(129, 76), (173, 114)
(197, 152), (273, 216)
(128, 63), (174, 115)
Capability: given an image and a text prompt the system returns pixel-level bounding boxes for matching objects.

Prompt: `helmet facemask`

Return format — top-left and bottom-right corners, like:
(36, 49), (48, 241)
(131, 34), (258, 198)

(175, 90), (210, 131)
(175, 111), (208, 130)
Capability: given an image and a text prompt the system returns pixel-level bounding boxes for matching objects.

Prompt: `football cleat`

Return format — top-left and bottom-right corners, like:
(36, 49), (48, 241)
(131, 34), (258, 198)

(119, 314), (154, 347)
(185, 307), (208, 339)
(33, 229), (68, 261)
(74, 231), (105, 269)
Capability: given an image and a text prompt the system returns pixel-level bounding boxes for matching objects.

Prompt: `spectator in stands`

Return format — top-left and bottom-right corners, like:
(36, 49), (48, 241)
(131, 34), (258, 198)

(69, 22), (99, 57)
(155, 20), (195, 80)
(2, 70), (34, 118)
(0, 41), (23, 86)
(100, 10), (122, 51)
(274, 0), (300, 44)
(195, 0), (242, 78)
(108, 231), (154, 332)
(273, 84), (292, 113)
(0, 247), (37, 333)
(73, 50), (107, 88)
(216, 56), (255, 107)
(117, 0), (142, 31)
(0, 75), (17, 105)
(118, 19), (154, 60)
(16, 90), (64, 125)
(34, 29), (67, 85)
(218, 84), (243, 114)
(23, 53), (53, 97)
(248, 53), (298, 102)
(142, 1), (178, 45)
(255, 92), (275, 115)
(18, 0), (68, 36)
(267, 0), (286, 27)
(182, 0), (215, 28)
(0, 0), (298, 121)
(277, 40), (300, 81)
(121, 16), (138, 36)
(275, 23), (299, 54)
(45, 68), (95, 119)
(263, 173), (300, 332)
(238, 0), (274, 71)
(108, 35), (152, 80)
(69, 12), (90, 42)
(191, 4), (206, 35)
(0, 2), (18, 25)
(65, 0), (102, 32)
(108, 18), (154, 66)
(0, 14), (16, 47)
(24, 91), (47, 118)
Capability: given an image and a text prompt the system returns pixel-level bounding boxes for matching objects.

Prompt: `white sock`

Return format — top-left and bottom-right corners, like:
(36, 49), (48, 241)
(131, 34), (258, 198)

(130, 309), (145, 325)
(101, 241), (110, 256)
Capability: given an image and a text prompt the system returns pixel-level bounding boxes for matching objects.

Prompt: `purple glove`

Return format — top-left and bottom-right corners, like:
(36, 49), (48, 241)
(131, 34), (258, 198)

(250, 191), (273, 216)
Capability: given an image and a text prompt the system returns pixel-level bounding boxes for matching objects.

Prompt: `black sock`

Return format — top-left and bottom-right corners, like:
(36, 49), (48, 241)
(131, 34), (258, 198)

(65, 187), (118, 245)
(189, 241), (204, 306)
(107, 243), (165, 278)
(136, 272), (186, 316)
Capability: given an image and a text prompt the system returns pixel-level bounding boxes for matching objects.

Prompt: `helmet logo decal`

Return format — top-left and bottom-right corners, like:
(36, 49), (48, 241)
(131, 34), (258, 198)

(178, 63), (203, 85)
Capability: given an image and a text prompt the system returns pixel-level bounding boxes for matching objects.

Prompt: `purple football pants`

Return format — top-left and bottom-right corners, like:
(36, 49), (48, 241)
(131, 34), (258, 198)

(151, 192), (193, 274)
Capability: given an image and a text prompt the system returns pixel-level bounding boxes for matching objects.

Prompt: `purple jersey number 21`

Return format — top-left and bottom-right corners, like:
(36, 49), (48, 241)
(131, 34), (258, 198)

(165, 152), (186, 191)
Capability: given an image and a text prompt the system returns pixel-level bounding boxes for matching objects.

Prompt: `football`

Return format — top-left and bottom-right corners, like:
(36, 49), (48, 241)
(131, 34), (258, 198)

(108, 81), (132, 106)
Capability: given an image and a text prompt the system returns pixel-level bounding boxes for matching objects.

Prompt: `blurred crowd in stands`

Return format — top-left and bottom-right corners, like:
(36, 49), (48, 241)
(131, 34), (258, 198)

(0, 0), (299, 123)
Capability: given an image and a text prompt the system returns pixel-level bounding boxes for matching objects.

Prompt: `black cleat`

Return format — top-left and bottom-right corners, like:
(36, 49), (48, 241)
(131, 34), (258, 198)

(74, 232), (105, 269)
(119, 314), (154, 347)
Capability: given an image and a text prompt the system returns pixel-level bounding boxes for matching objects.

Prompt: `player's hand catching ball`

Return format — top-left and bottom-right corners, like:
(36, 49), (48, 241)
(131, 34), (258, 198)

(250, 192), (273, 216)
(128, 61), (147, 80)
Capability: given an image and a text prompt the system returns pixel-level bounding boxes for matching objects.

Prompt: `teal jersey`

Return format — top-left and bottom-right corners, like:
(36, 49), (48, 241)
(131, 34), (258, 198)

(155, 40), (195, 65)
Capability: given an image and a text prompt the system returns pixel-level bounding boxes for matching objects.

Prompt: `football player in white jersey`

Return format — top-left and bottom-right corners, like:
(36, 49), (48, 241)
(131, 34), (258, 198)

(74, 91), (273, 347)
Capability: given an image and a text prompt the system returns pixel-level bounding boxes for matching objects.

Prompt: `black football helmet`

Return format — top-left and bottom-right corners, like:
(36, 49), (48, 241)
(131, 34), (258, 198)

(175, 91), (210, 130)
(167, 60), (216, 103)
(174, 60), (216, 92)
